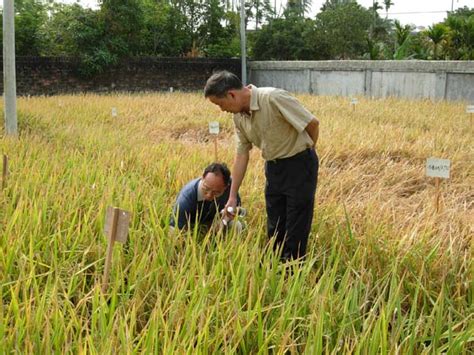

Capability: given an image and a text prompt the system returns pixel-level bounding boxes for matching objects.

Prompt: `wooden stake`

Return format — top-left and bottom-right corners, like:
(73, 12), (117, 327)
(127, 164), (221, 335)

(209, 121), (220, 161)
(2, 155), (8, 190)
(102, 207), (120, 293)
(434, 177), (441, 213)
(214, 135), (218, 162)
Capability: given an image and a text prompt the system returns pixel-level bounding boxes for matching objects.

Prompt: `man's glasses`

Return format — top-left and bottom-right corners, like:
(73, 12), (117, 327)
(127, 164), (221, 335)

(202, 182), (225, 197)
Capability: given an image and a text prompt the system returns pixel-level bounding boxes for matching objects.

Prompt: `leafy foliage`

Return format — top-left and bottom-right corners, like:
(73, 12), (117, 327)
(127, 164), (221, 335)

(141, 2), (191, 56)
(3, 0), (473, 65)
(314, 1), (373, 59)
(443, 7), (474, 59)
(252, 14), (321, 60)
(0, 0), (48, 56)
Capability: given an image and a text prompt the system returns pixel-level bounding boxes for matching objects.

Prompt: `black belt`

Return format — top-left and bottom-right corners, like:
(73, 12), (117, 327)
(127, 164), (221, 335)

(267, 148), (313, 164)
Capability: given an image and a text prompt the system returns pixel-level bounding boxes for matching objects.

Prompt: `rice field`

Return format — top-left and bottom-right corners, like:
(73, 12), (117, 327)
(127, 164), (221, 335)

(0, 93), (472, 353)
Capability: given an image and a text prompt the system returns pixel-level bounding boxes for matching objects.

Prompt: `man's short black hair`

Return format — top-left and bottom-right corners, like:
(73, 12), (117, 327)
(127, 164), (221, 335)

(203, 163), (231, 186)
(204, 71), (243, 98)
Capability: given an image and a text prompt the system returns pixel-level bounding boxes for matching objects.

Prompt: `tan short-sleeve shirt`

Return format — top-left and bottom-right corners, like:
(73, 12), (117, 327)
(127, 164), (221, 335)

(233, 85), (315, 161)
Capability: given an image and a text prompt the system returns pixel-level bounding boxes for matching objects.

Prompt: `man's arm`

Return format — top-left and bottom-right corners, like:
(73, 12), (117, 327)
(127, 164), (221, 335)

(305, 118), (319, 147)
(171, 195), (195, 230)
(169, 200), (190, 237)
(226, 151), (249, 212)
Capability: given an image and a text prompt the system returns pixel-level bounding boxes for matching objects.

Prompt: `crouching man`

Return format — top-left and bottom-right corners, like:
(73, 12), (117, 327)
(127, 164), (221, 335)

(169, 163), (242, 233)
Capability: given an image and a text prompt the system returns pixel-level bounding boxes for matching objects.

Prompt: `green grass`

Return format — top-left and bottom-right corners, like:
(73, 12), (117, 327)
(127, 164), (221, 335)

(0, 93), (472, 353)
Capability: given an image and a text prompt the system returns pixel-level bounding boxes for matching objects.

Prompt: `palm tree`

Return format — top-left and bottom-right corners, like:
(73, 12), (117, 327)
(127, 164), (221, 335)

(383, 0), (393, 19)
(321, 0), (352, 10)
(287, 0), (312, 17)
(370, 1), (383, 35)
(372, 1), (383, 12)
(425, 24), (448, 60)
(393, 20), (413, 59)
(394, 20), (411, 46)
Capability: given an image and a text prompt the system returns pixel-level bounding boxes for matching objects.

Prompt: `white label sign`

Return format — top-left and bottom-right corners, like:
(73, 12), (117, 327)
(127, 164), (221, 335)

(209, 121), (220, 134)
(104, 207), (131, 243)
(466, 105), (474, 113)
(351, 98), (358, 105)
(426, 158), (450, 179)
(111, 107), (118, 117)
(169, 87), (174, 93)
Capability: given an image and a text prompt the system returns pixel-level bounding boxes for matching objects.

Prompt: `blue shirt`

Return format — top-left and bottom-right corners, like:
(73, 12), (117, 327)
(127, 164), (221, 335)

(170, 178), (240, 229)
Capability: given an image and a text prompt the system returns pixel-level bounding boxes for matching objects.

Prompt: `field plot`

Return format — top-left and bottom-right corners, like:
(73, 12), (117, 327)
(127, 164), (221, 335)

(0, 93), (472, 353)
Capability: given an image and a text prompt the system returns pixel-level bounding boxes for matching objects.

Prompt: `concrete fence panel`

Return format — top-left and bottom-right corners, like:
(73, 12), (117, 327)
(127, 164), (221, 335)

(311, 70), (366, 96)
(446, 73), (474, 101)
(248, 60), (474, 102)
(371, 71), (437, 99)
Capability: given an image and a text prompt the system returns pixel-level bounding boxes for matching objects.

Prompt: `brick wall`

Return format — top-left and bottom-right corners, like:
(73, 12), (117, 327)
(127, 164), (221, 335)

(0, 57), (242, 96)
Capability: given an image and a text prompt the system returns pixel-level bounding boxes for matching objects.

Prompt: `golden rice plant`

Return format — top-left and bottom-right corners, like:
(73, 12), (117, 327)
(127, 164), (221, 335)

(0, 92), (472, 353)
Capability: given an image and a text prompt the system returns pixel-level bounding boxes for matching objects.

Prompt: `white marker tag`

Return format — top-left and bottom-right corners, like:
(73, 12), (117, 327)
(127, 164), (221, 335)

(209, 121), (220, 134)
(170, 87), (174, 93)
(111, 107), (118, 117)
(426, 158), (450, 179)
(466, 105), (474, 113)
(104, 207), (131, 243)
(351, 98), (358, 105)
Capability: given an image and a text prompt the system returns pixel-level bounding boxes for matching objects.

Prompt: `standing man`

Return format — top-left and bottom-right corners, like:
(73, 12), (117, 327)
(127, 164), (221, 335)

(204, 71), (319, 261)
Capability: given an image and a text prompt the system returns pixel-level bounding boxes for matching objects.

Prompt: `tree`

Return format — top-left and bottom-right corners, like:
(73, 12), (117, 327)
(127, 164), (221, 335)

(251, 14), (322, 59)
(141, 1), (191, 56)
(41, 0), (145, 76)
(200, 0), (226, 46)
(12, 0), (48, 56)
(171, 0), (205, 56)
(39, 3), (113, 76)
(443, 7), (474, 59)
(99, 0), (144, 56)
(200, 0), (240, 57)
(391, 20), (413, 59)
(321, 0), (354, 11)
(250, 0), (274, 29)
(425, 24), (448, 59)
(368, 0), (383, 38)
(314, 1), (373, 59)
(286, 0), (312, 17)
(383, 0), (393, 19)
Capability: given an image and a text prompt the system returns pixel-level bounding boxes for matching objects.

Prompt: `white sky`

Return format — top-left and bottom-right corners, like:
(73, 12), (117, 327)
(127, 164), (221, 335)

(310, 0), (473, 27)
(64, 0), (473, 27)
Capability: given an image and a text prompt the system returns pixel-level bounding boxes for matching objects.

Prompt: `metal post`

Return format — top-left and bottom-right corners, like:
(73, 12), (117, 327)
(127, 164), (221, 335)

(3, 0), (18, 136)
(240, 0), (247, 85)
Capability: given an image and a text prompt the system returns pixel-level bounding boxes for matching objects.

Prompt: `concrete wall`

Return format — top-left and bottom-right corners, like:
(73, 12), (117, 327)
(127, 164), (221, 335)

(0, 57), (241, 96)
(248, 61), (474, 102)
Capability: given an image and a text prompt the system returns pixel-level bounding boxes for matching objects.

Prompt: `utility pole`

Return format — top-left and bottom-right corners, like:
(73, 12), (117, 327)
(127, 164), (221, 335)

(240, 0), (247, 85)
(3, 0), (18, 136)
(451, 0), (460, 12)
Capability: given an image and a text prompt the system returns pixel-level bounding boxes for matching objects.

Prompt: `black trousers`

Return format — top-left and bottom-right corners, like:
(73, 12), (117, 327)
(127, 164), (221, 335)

(265, 148), (318, 260)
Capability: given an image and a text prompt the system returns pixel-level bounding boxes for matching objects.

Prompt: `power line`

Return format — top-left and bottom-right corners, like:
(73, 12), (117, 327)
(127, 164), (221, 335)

(381, 11), (451, 15)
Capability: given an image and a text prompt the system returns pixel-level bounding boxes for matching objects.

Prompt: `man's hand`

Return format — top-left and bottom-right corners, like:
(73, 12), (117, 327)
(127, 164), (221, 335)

(224, 197), (238, 220)
(224, 151), (249, 221)
(305, 118), (319, 147)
